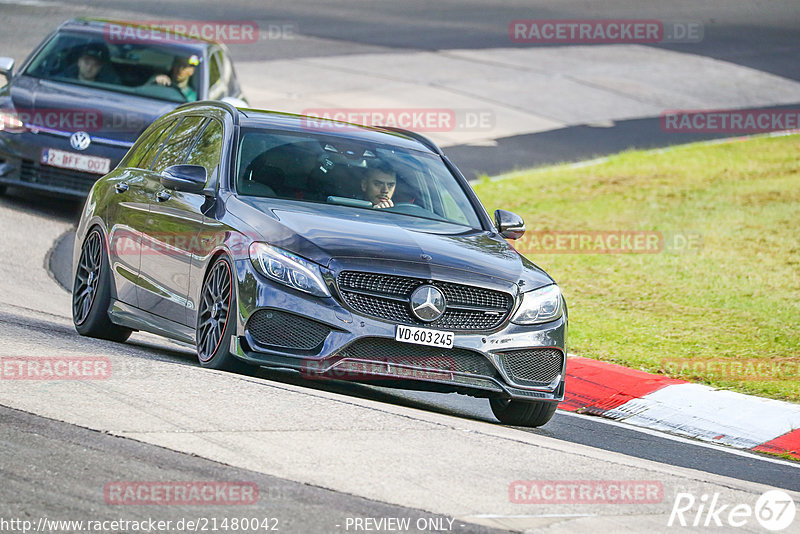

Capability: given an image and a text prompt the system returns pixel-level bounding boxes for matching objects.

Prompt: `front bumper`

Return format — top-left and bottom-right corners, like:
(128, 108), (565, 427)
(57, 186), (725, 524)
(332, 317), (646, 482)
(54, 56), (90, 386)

(230, 259), (567, 403)
(0, 129), (130, 197)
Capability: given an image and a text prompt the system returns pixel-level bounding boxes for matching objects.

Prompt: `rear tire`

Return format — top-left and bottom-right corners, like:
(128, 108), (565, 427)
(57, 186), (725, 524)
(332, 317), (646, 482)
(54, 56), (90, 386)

(72, 228), (133, 342)
(196, 256), (248, 372)
(490, 398), (558, 427)
(0, 184), (7, 196)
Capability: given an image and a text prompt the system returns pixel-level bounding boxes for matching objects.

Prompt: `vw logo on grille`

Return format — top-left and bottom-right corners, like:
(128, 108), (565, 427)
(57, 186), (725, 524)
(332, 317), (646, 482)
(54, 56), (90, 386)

(409, 285), (446, 322)
(70, 131), (91, 151)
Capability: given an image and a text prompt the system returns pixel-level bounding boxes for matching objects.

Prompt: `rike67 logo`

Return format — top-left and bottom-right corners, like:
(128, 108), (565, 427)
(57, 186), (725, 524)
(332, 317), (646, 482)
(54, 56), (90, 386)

(669, 489), (796, 531)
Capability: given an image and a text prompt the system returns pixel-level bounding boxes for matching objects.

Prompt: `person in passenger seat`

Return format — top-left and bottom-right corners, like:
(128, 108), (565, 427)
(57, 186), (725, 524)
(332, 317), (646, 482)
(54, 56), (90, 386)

(62, 43), (119, 84)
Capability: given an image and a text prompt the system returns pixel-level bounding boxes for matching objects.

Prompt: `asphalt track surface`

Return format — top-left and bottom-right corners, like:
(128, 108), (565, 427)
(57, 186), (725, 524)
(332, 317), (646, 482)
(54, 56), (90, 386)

(43, 195), (800, 492)
(3, 0), (800, 174)
(2, 1), (800, 532)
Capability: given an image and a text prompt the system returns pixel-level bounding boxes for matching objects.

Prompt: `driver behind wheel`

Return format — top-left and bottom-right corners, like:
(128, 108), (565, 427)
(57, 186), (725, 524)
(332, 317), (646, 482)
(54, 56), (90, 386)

(361, 163), (396, 209)
(148, 55), (198, 102)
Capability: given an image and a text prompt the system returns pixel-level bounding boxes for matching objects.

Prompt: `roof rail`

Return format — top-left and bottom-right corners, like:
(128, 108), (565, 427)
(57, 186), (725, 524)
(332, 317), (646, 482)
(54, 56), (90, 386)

(173, 100), (241, 125)
(174, 100), (237, 114)
(380, 127), (442, 155)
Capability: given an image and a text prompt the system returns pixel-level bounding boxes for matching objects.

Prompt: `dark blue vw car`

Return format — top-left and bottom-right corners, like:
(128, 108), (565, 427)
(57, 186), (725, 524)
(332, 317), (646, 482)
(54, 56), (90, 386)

(0, 18), (246, 198)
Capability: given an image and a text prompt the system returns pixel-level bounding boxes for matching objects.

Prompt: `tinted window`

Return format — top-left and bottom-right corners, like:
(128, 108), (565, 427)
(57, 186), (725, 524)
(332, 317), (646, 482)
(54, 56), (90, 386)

(235, 129), (482, 228)
(221, 53), (238, 96)
(185, 119), (224, 185)
(127, 119), (178, 169)
(208, 52), (223, 99)
(152, 116), (207, 172)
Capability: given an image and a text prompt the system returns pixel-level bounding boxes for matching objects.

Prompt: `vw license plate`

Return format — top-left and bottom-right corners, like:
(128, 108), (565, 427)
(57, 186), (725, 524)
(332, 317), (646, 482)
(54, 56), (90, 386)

(41, 148), (111, 175)
(395, 324), (454, 348)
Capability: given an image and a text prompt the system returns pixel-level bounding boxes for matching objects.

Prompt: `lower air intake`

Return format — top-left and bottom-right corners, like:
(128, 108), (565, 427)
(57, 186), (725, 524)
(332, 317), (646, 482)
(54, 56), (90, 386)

(246, 309), (331, 351)
(499, 348), (564, 385)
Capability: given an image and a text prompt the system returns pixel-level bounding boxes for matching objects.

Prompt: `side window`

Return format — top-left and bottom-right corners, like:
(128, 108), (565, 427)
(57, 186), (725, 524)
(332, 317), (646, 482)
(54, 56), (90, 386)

(119, 126), (156, 168)
(439, 188), (469, 225)
(185, 119), (224, 186)
(208, 52), (223, 99)
(151, 116), (207, 173)
(129, 119), (178, 169)
(220, 52), (237, 96)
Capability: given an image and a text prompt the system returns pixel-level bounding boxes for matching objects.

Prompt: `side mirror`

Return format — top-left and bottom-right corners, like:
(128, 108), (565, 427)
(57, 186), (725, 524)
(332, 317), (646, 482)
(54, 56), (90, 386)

(160, 164), (207, 194)
(0, 57), (14, 79)
(494, 209), (526, 239)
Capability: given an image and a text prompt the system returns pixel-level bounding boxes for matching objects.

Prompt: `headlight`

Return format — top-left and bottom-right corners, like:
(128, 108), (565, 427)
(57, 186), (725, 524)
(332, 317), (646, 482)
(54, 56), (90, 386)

(249, 242), (330, 297)
(511, 285), (563, 325)
(0, 109), (26, 133)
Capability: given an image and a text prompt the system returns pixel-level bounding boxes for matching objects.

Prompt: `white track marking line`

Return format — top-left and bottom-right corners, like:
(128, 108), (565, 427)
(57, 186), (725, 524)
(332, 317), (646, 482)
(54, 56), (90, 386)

(557, 410), (800, 469)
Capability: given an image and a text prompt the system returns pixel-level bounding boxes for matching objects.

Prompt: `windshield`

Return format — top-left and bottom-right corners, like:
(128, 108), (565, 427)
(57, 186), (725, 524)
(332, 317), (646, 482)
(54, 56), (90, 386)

(235, 128), (483, 229)
(24, 31), (202, 103)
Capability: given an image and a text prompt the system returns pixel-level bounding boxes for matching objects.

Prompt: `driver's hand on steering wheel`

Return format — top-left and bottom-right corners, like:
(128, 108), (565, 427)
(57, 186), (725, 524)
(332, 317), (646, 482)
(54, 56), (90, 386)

(154, 74), (172, 86)
(372, 198), (394, 209)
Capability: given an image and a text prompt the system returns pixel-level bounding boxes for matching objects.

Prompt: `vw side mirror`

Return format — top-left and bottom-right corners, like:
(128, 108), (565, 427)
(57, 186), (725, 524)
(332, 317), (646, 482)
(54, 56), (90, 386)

(0, 57), (14, 79)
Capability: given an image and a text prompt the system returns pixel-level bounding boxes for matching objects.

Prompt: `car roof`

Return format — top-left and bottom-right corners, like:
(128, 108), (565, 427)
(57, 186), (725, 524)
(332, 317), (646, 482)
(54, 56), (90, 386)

(57, 18), (213, 53)
(235, 108), (441, 155)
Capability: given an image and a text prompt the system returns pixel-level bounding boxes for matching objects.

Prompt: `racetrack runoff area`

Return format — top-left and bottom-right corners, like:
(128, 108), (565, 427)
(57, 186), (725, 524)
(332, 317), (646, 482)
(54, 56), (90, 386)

(1, 3), (800, 531)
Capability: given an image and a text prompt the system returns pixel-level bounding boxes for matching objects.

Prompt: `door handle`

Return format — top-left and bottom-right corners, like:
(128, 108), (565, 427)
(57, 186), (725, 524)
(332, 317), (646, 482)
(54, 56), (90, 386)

(156, 190), (171, 202)
(114, 182), (129, 193)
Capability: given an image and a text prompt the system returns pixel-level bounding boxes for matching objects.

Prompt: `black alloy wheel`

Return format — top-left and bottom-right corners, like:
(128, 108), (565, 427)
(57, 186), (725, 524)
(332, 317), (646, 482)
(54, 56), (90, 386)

(196, 256), (245, 371)
(72, 228), (132, 342)
(73, 230), (103, 325)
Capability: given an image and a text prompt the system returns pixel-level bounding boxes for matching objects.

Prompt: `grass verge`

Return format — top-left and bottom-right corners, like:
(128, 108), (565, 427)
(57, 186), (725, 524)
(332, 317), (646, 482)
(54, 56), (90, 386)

(473, 134), (800, 402)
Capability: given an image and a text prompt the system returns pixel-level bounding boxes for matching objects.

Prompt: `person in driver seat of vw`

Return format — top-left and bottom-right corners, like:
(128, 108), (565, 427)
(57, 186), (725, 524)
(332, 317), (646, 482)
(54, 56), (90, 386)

(149, 55), (199, 102)
(361, 163), (396, 209)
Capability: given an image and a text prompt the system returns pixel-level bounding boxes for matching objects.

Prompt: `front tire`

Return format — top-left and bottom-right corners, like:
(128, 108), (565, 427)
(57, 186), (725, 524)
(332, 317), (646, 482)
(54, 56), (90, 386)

(72, 228), (132, 342)
(196, 256), (247, 372)
(490, 398), (558, 427)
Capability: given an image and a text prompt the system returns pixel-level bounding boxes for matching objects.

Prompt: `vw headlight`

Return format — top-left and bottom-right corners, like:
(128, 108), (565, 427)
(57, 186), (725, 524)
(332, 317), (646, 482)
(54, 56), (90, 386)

(511, 285), (563, 325)
(249, 242), (330, 297)
(0, 109), (26, 133)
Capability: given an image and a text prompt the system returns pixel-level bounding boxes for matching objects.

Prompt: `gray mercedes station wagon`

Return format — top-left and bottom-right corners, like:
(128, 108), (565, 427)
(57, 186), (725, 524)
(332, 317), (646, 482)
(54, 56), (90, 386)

(72, 101), (567, 427)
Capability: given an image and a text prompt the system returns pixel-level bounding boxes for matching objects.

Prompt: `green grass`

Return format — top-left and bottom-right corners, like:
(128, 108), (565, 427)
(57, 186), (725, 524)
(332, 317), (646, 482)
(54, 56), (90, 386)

(473, 134), (800, 402)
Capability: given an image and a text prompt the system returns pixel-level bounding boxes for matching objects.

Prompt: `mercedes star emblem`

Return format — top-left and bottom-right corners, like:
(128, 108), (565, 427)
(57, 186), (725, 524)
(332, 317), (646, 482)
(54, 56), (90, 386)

(409, 285), (446, 322)
(70, 131), (91, 151)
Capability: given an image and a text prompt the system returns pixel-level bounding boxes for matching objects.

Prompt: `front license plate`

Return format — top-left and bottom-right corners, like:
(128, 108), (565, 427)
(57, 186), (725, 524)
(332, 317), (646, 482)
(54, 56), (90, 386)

(395, 324), (454, 348)
(41, 148), (111, 175)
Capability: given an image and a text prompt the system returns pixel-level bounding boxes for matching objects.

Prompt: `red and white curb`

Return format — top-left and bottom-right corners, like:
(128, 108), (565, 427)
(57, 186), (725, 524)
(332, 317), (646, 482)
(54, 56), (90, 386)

(561, 355), (800, 459)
